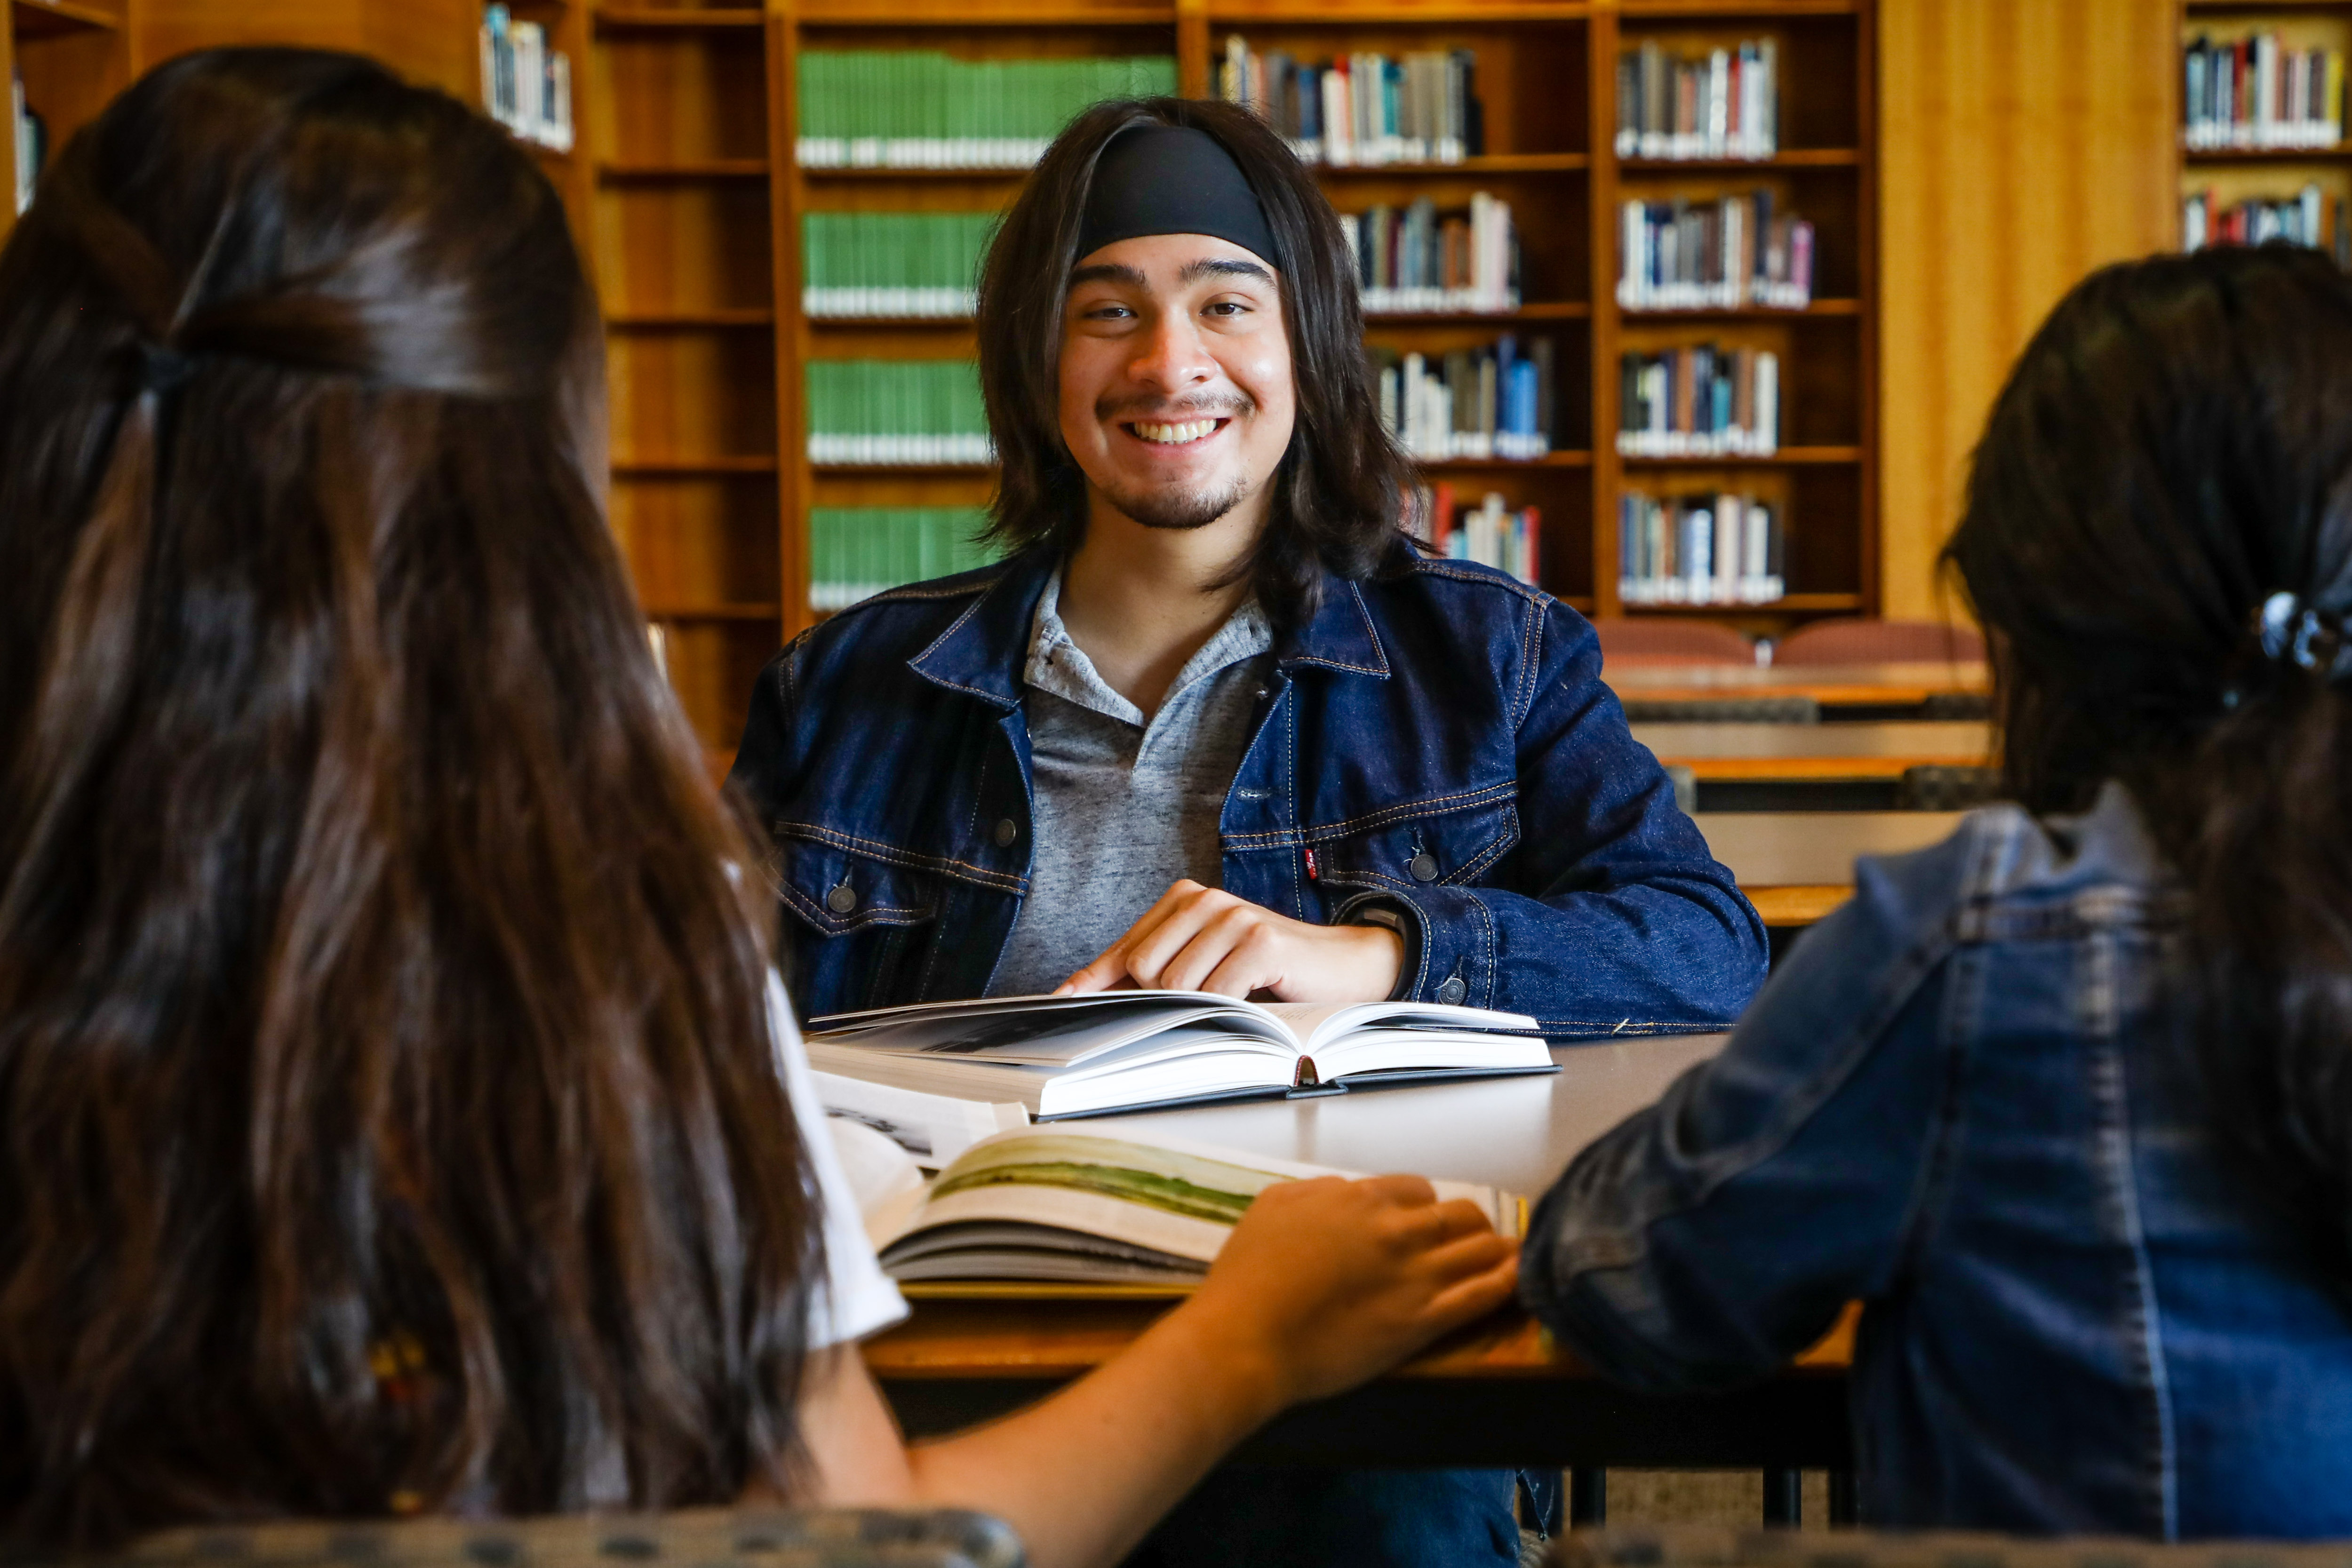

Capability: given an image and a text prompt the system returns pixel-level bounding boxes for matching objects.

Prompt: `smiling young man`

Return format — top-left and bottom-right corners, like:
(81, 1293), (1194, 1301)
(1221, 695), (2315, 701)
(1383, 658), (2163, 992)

(729, 99), (1766, 1566)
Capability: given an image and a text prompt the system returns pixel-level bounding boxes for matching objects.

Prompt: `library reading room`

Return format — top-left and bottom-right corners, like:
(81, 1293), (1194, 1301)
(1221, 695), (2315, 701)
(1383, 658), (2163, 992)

(15, 2), (2352, 1566)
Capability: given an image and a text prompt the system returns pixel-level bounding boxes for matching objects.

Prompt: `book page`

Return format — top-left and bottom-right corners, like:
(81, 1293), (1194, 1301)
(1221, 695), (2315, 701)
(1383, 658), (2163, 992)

(874, 1126), (1522, 1276)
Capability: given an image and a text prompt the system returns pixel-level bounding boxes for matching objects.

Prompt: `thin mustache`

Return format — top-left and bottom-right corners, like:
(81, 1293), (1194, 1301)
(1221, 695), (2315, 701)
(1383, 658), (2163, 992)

(1098, 396), (1252, 422)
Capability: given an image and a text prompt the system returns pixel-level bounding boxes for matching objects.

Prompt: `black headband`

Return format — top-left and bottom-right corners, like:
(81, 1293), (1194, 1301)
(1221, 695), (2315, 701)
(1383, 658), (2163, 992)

(1075, 125), (1281, 269)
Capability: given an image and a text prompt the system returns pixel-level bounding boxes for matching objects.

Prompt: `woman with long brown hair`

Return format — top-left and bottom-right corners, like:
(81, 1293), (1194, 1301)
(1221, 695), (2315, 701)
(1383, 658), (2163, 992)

(0, 48), (1517, 1563)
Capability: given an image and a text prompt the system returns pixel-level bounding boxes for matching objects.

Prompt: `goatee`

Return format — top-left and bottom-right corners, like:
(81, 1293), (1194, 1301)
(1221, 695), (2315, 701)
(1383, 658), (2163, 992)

(1104, 474), (1253, 532)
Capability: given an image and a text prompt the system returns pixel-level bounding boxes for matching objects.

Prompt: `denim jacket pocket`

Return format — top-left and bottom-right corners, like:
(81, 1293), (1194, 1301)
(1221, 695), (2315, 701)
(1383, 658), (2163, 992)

(771, 826), (946, 938)
(1310, 784), (1521, 895)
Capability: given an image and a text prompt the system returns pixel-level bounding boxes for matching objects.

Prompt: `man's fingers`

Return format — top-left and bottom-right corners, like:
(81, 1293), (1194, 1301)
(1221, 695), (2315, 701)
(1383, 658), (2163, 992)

(1124, 893), (1236, 988)
(1160, 907), (1263, 994)
(1055, 881), (1207, 994)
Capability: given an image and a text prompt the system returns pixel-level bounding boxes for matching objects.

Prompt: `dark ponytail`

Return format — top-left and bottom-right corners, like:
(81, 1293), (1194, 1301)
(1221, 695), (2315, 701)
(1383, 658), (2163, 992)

(1947, 244), (2352, 1263)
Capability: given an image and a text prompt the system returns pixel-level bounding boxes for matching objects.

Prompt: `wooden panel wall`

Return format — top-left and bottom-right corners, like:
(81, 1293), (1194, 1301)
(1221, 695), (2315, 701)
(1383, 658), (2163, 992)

(1877, 0), (2174, 622)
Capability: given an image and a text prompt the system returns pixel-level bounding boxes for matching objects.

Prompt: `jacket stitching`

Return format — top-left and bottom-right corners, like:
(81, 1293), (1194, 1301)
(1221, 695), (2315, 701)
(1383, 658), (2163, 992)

(2084, 924), (2179, 1539)
(774, 822), (1030, 893)
(776, 880), (936, 931)
(1413, 558), (1552, 607)
(1222, 781), (1519, 848)
(1513, 595), (1544, 731)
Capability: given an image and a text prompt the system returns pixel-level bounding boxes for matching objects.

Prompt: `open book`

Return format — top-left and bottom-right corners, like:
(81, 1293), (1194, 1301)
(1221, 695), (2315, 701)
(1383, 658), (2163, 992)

(869, 1126), (1525, 1288)
(806, 989), (1555, 1120)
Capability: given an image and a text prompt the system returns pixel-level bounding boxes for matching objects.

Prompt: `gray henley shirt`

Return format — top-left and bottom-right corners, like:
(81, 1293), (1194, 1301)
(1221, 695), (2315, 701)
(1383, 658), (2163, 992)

(985, 568), (1274, 998)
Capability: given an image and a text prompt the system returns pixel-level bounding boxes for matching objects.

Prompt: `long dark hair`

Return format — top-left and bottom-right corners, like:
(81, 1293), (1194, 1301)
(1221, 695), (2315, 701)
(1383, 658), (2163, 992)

(975, 96), (1417, 629)
(0, 49), (816, 1545)
(1947, 244), (2352, 1264)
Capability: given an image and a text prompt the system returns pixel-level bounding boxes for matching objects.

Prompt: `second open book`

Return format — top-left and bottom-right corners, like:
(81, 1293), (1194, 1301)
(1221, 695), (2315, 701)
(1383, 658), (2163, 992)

(806, 987), (1556, 1124)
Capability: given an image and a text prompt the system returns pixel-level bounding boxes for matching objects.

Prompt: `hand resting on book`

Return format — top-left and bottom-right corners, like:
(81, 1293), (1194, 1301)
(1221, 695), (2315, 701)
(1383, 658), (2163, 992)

(1190, 1170), (1521, 1405)
(1057, 878), (1405, 1003)
(797, 1164), (1517, 1568)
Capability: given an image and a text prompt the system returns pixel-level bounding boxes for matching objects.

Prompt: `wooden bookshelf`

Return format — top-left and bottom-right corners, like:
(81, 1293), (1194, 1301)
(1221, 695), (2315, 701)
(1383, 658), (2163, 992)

(0, 0), (138, 249)
(317, 0), (1873, 754)
(2176, 0), (2352, 255)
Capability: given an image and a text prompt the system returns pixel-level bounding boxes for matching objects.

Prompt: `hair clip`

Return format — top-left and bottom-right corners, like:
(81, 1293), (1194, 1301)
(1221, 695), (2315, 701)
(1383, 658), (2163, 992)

(2256, 589), (2352, 677)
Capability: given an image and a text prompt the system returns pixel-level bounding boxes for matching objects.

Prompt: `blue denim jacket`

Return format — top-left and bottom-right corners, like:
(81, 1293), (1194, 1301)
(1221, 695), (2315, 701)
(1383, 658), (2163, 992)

(726, 546), (1766, 1027)
(1523, 782), (2352, 1538)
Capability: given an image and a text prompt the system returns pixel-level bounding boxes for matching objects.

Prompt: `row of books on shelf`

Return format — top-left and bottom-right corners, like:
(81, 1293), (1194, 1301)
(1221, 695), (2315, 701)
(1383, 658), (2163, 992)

(478, 5), (574, 153)
(1412, 486), (1540, 587)
(2183, 33), (2343, 151)
(802, 351), (1818, 468)
(810, 508), (998, 611)
(1615, 40), (1779, 162)
(1217, 36), (1483, 168)
(11, 74), (41, 217)
(794, 53), (1178, 170)
(801, 212), (995, 319)
(2183, 181), (2349, 261)
(1618, 192), (1815, 312)
(1618, 489), (1786, 607)
(805, 360), (990, 466)
(1617, 346), (1780, 459)
(1342, 195), (1518, 315)
(1372, 337), (1556, 462)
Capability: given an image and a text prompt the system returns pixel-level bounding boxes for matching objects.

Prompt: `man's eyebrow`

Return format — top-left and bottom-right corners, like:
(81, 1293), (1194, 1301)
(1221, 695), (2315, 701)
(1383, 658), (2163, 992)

(1068, 262), (1148, 288)
(1179, 256), (1276, 287)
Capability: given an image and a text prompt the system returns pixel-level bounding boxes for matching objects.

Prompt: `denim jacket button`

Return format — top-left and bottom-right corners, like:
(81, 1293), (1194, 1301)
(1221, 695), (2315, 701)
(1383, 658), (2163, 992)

(994, 817), (1018, 847)
(1436, 975), (1467, 1005)
(826, 883), (859, 915)
(1409, 852), (1440, 883)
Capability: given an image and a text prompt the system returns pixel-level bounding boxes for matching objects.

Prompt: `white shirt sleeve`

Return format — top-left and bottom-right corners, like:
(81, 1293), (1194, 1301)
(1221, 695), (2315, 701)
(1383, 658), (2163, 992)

(767, 973), (910, 1348)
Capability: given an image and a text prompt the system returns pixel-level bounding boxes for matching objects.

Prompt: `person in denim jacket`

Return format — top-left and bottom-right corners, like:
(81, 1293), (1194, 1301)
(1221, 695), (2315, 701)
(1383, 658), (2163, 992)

(1525, 245), (2352, 1537)
(732, 97), (1761, 1568)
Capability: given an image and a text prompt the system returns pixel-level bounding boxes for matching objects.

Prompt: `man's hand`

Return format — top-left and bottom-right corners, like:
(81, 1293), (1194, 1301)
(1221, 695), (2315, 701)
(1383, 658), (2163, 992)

(1057, 880), (1405, 1002)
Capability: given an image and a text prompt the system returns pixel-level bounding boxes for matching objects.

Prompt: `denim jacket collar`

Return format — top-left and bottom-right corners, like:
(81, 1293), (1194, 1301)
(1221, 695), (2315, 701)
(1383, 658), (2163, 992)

(902, 542), (1392, 703)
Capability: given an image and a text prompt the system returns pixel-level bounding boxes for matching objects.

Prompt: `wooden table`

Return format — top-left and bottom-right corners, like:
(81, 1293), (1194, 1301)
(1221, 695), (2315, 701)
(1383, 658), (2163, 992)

(1608, 660), (1988, 715)
(1635, 720), (1991, 784)
(866, 1035), (1858, 1469)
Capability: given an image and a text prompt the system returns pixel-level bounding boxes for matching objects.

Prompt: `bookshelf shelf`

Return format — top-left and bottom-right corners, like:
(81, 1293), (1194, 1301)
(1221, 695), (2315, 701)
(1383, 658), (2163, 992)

(1620, 299), (1861, 319)
(1618, 148), (1859, 171)
(2172, 4), (2352, 257)
(1313, 152), (1592, 175)
(795, 3), (1178, 24)
(594, 8), (765, 28)
(613, 456), (783, 476)
(3, 0), (137, 253)
(599, 159), (771, 181)
(10, 0), (117, 37)
(1618, 446), (1863, 466)
(804, 316), (978, 330)
(1420, 451), (1595, 469)
(794, 165), (1035, 181)
(1204, 5), (1593, 22)
(2183, 144), (2352, 162)
(1368, 302), (1593, 321)
(1620, 0), (1859, 16)
(1626, 591), (1861, 614)
(812, 462), (996, 475)
(608, 309), (779, 328)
